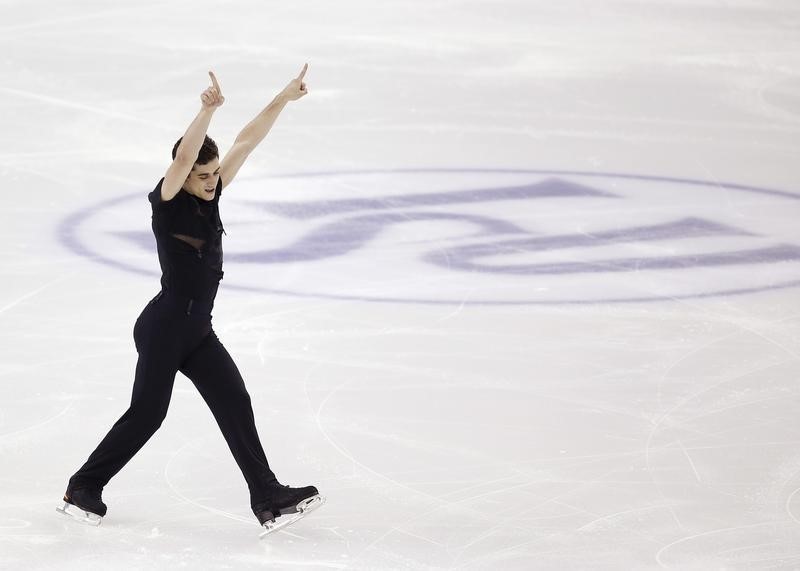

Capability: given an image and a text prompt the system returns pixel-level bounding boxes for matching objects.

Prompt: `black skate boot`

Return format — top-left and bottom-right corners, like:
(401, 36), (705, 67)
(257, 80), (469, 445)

(56, 483), (107, 526)
(252, 481), (325, 538)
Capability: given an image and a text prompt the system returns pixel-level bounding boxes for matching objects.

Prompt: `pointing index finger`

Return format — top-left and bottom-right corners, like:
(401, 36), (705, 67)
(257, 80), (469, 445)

(297, 63), (308, 80)
(208, 71), (222, 93)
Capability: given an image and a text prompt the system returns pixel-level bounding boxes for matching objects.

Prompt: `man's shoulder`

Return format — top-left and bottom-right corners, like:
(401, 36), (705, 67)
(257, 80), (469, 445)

(149, 178), (182, 207)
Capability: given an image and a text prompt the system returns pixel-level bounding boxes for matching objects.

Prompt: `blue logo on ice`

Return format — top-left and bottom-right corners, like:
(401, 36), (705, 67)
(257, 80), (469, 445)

(60, 168), (800, 305)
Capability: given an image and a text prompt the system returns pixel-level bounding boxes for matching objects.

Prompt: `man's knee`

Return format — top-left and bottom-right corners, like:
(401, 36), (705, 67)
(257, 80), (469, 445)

(219, 385), (253, 411)
(227, 386), (252, 408)
(152, 405), (170, 430)
(126, 402), (170, 434)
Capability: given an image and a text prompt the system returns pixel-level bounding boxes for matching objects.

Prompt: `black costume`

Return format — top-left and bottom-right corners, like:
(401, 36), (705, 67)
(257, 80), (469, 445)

(68, 176), (282, 509)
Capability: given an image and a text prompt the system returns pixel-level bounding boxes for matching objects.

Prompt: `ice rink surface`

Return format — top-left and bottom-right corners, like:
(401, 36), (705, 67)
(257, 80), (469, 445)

(2, 0), (800, 569)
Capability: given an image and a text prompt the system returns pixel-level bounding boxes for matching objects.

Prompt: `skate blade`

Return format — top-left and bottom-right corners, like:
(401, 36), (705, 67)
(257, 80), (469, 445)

(259, 495), (325, 539)
(56, 501), (102, 526)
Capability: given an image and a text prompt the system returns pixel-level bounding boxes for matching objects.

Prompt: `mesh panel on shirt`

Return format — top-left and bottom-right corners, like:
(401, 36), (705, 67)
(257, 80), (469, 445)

(170, 233), (206, 250)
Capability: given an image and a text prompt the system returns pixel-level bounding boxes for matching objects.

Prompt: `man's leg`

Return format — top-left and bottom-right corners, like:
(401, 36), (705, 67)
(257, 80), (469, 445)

(178, 330), (278, 501)
(69, 314), (181, 489)
(69, 351), (179, 489)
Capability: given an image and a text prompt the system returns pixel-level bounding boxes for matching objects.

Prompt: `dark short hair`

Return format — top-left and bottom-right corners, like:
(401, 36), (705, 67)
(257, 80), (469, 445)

(172, 135), (219, 165)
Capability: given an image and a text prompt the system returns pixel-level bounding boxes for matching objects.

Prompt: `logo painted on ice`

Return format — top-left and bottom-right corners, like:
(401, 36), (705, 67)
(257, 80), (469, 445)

(60, 168), (800, 304)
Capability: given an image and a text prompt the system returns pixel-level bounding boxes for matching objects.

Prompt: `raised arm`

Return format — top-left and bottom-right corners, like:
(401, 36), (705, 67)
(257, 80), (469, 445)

(219, 63), (309, 190)
(160, 72), (225, 202)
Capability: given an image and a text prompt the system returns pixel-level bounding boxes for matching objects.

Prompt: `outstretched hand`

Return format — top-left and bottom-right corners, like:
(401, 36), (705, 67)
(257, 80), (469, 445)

(281, 63), (309, 102)
(201, 71), (225, 109)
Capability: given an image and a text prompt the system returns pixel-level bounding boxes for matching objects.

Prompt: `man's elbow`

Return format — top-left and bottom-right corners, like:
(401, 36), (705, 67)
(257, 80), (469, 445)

(173, 151), (196, 166)
(232, 138), (256, 151)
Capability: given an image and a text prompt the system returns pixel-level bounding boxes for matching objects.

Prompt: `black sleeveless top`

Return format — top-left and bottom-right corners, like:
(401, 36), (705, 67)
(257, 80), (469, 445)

(148, 176), (226, 301)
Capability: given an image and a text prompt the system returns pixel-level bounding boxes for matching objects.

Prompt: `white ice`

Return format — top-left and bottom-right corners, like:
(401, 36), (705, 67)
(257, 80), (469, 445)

(1, 0), (800, 569)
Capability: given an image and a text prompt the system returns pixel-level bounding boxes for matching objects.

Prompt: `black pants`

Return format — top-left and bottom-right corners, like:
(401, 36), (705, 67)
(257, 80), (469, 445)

(69, 290), (277, 505)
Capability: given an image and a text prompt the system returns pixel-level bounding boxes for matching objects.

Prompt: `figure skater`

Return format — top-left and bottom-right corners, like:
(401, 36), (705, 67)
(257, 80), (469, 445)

(58, 65), (324, 536)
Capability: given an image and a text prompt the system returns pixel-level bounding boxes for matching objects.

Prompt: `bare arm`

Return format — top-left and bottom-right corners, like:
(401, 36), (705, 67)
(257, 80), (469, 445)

(161, 72), (225, 201)
(220, 63), (309, 190)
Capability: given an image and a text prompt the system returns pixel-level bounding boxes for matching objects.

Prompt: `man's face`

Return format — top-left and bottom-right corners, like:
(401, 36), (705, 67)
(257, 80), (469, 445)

(184, 158), (220, 201)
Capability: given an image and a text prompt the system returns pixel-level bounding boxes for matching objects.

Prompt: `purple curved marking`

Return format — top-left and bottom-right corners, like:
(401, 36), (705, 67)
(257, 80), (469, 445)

(57, 168), (800, 305)
(422, 217), (772, 274)
(431, 218), (753, 256)
(58, 193), (155, 278)
(430, 244), (800, 275)
(248, 177), (618, 219)
(249, 167), (800, 202)
(235, 212), (524, 263)
(108, 214), (784, 275)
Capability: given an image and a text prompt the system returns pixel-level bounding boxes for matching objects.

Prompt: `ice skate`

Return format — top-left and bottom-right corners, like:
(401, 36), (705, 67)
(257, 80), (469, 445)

(252, 483), (325, 538)
(56, 484), (107, 526)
